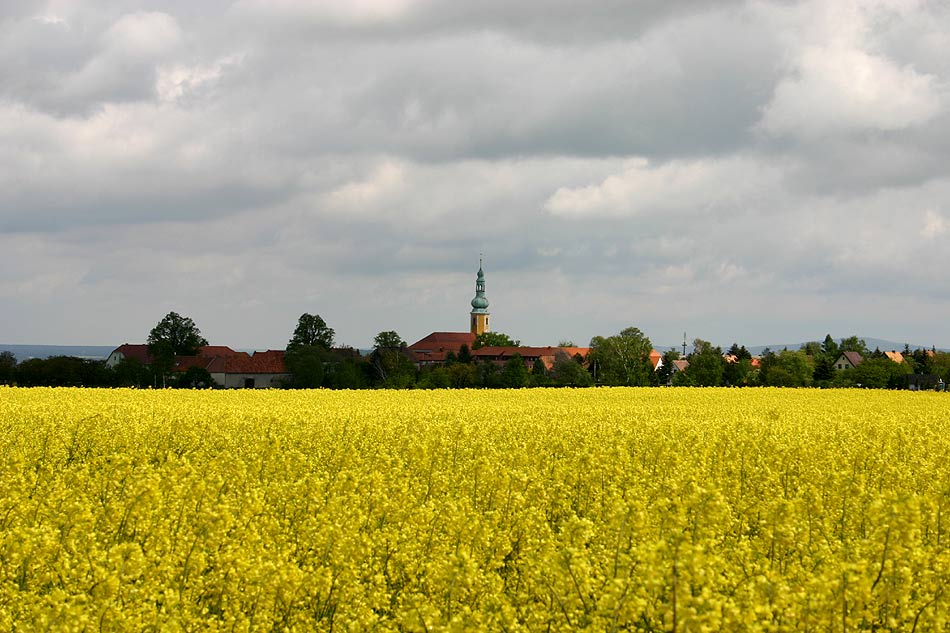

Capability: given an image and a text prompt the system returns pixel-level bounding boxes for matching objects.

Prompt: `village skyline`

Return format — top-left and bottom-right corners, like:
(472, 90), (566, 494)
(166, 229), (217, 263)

(2, 2), (949, 351)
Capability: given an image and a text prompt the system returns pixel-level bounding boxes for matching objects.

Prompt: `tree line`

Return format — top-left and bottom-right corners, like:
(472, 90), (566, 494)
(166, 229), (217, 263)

(2, 312), (948, 390)
(281, 314), (590, 389)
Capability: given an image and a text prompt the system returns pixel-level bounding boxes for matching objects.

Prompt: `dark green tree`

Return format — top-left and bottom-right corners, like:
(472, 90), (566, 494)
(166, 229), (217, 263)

(287, 313), (335, 351)
(111, 357), (150, 388)
(148, 312), (209, 384)
(821, 334), (840, 359)
(0, 351), (16, 384)
(812, 355), (836, 385)
(848, 357), (892, 389)
(838, 335), (869, 356)
(16, 356), (110, 387)
(550, 350), (593, 387)
(655, 349), (680, 386)
(477, 361), (501, 388)
(447, 362), (478, 388)
(323, 349), (367, 389)
(931, 352), (950, 383)
(529, 357), (550, 387)
(174, 366), (215, 389)
(500, 354), (529, 388)
(726, 343), (752, 361)
(800, 341), (822, 357)
(373, 331), (404, 350)
(473, 332), (520, 350)
(457, 344), (473, 364)
(418, 367), (452, 389)
(723, 357), (752, 387)
(686, 339), (723, 387)
(284, 345), (328, 388)
(369, 331), (416, 388)
(148, 312), (208, 356)
(772, 350), (812, 387)
(911, 348), (935, 375)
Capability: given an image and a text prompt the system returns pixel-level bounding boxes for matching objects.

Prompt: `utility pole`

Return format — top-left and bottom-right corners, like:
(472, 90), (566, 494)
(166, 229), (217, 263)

(682, 332), (687, 357)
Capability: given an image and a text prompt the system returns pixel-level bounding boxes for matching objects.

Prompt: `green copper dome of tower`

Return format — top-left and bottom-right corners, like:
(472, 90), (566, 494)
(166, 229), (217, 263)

(470, 258), (490, 335)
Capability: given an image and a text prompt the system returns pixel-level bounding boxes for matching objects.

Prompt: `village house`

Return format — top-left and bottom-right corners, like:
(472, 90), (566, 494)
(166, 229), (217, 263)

(105, 343), (290, 388)
(834, 351), (864, 370)
(408, 332), (476, 366)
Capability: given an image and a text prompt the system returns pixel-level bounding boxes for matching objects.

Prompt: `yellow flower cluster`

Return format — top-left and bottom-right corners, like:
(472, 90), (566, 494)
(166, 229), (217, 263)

(1, 387), (949, 631)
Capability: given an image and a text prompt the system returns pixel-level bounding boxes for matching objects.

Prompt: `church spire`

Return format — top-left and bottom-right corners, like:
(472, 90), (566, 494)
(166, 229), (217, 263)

(470, 257), (490, 335)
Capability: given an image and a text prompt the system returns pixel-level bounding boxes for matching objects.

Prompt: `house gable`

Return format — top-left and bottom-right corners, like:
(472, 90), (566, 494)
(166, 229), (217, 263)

(834, 352), (864, 370)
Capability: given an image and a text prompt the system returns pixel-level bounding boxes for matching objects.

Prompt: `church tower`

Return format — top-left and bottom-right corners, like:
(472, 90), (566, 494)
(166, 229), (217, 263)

(470, 259), (490, 335)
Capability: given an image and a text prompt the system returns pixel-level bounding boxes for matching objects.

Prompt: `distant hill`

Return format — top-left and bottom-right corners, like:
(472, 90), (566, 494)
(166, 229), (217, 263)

(743, 338), (945, 356)
(0, 344), (115, 362)
(656, 337), (947, 357)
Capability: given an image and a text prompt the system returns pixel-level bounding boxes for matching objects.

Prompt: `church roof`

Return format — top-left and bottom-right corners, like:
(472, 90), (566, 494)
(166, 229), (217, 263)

(408, 332), (477, 351)
(408, 332), (476, 364)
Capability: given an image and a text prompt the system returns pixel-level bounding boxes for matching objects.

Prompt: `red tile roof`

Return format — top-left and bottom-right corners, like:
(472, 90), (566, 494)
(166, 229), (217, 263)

(408, 332), (477, 364)
(883, 351), (904, 364)
(199, 345), (240, 357)
(110, 344), (153, 364)
(408, 332), (477, 350)
(222, 350), (287, 374)
(841, 351), (864, 367)
(112, 344), (240, 366)
(173, 355), (220, 371)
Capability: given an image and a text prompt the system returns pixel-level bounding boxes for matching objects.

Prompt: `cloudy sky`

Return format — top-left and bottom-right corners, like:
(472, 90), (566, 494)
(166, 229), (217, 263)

(2, 0), (949, 350)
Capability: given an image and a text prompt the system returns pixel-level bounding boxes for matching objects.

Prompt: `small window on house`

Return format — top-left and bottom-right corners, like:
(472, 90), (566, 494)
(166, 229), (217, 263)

(244, 377), (255, 389)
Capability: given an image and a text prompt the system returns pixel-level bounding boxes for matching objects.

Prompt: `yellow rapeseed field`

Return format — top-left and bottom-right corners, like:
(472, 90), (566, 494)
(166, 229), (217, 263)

(1, 387), (949, 631)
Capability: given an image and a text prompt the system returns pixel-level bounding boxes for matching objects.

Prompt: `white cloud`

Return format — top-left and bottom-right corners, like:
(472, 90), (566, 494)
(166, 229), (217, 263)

(156, 56), (239, 104)
(324, 161), (408, 213)
(759, 45), (941, 138)
(544, 157), (780, 218)
(757, 0), (944, 139)
(921, 209), (947, 239)
(103, 12), (183, 59)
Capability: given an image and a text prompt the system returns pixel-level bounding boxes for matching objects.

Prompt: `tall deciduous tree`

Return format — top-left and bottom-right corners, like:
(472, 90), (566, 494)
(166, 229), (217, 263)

(148, 312), (208, 357)
(370, 330), (415, 387)
(148, 312), (208, 384)
(655, 349), (680, 386)
(687, 339), (724, 387)
(838, 335), (869, 356)
(287, 314), (335, 351)
(588, 327), (653, 386)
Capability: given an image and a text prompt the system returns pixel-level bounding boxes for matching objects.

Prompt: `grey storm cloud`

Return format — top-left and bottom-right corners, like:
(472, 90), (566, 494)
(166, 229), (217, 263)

(2, 0), (950, 349)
